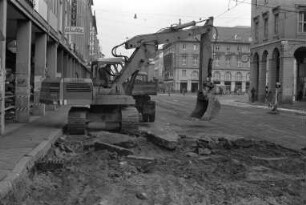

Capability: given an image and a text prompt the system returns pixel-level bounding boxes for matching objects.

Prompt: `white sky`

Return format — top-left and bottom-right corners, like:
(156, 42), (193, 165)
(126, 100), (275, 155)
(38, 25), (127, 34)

(93, 0), (251, 57)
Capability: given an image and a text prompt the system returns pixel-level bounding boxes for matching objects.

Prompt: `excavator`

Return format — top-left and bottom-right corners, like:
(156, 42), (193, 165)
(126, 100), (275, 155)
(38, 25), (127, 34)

(40, 17), (218, 134)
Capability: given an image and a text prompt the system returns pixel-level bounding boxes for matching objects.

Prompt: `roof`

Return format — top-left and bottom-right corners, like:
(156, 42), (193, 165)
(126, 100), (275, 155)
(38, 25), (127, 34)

(214, 26), (251, 43)
(162, 26), (252, 48)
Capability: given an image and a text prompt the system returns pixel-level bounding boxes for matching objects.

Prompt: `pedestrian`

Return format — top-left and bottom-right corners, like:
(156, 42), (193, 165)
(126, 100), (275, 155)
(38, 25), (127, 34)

(270, 82), (281, 114)
(267, 90), (273, 108)
(182, 88), (186, 96)
(251, 87), (256, 103)
(265, 85), (268, 104)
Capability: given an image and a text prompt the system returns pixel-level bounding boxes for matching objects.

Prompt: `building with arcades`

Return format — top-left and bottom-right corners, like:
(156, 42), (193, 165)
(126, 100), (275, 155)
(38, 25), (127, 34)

(251, 0), (306, 103)
(162, 26), (251, 94)
(0, 0), (100, 134)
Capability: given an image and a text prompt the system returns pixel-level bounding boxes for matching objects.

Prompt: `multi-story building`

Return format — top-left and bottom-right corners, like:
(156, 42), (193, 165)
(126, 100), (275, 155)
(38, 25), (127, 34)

(163, 37), (201, 93)
(89, 13), (103, 61)
(212, 27), (251, 94)
(0, 0), (100, 134)
(163, 26), (251, 93)
(251, 0), (306, 103)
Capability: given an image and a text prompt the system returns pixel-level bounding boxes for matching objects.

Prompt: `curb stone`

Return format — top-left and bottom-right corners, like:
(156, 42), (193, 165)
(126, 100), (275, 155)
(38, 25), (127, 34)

(0, 129), (62, 200)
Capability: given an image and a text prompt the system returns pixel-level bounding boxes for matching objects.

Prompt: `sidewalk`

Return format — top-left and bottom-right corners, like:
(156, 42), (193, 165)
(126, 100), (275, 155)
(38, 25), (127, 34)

(210, 94), (306, 115)
(0, 106), (69, 199)
(163, 93), (306, 115)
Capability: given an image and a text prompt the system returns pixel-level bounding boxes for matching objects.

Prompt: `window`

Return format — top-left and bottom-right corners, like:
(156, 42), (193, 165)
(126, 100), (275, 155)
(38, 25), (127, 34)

(237, 46), (241, 51)
(214, 45), (220, 51)
(193, 55), (198, 66)
(182, 70), (187, 77)
(225, 72), (231, 81)
(238, 60), (242, 67)
(254, 17), (259, 42)
(236, 72), (242, 81)
(182, 55), (187, 65)
(213, 72), (221, 81)
(214, 56), (220, 66)
(182, 44), (186, 50)
(193, 44), (198, 50)
(226, 45), (230, 52)
(246, 73), (250, 81)
(191, 71), (198, 79)
(264, 18), (268, 39)
(262, 12), (269, 39)
(298, 10), (306, 33)
(226, 56), (231, 66)
(274, 13), (279, 35)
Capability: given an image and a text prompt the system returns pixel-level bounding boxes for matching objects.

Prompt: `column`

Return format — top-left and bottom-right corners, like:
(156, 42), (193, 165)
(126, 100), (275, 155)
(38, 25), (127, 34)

(47, 42), (58, 78)
(268, 58), (276, 93)
(242, 81), (246, 93)
(57, 49), (64, 78)
(68, 57), (73, 77)
(281, 56), (295, 103)
(72, 59), (76, 78)
(15, 20), (32, 123)
(32, 33), (47, 116)
(0, 0), (7, 134)
(63, 53), (68, 77)
(46, 42), (58, 111)
(231, 81), (235, 93)
(249, 60), (258, 101)
(258, 60), (267, 102)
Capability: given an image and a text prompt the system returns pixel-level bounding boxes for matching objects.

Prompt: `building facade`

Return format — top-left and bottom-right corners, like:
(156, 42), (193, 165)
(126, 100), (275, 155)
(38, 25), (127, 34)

(212, 27), (251, 94)
(251, 0), (306, 103)
(0, 0), (100, 134)
(163, 26), (251, 93)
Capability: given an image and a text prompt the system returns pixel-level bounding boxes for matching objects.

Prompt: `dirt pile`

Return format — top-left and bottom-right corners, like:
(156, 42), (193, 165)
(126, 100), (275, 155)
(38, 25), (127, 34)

(2, 134), (306, 205)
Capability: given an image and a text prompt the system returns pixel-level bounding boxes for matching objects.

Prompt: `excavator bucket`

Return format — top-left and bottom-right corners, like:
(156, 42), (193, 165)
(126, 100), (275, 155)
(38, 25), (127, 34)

(202, 94), (221, 120)
(190, 91), (209, 119)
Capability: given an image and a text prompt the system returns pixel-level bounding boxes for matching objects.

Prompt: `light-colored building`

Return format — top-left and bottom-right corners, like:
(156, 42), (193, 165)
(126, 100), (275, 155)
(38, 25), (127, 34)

(251, 0), (306, 103)
(163, 26), (251, 93)
(212, 27), (251, 94)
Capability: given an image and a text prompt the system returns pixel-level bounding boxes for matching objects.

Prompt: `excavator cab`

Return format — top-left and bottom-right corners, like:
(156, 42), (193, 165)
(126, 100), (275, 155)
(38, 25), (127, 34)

(91, 57), (124, 91)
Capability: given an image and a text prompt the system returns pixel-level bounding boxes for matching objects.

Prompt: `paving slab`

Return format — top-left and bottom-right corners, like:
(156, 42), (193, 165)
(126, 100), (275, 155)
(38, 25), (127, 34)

(140, 122), (179, 150)
(0, 105), (69, 200)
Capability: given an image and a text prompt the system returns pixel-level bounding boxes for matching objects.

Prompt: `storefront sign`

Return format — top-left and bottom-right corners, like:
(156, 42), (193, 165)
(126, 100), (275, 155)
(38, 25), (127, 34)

(71, 0), (77, 26)
(65, 27), (84, 35)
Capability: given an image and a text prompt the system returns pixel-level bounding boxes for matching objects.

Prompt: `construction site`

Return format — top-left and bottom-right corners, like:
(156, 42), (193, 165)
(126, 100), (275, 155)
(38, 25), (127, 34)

(1, 96), (306, 205)
(0, 0), (306, 205)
